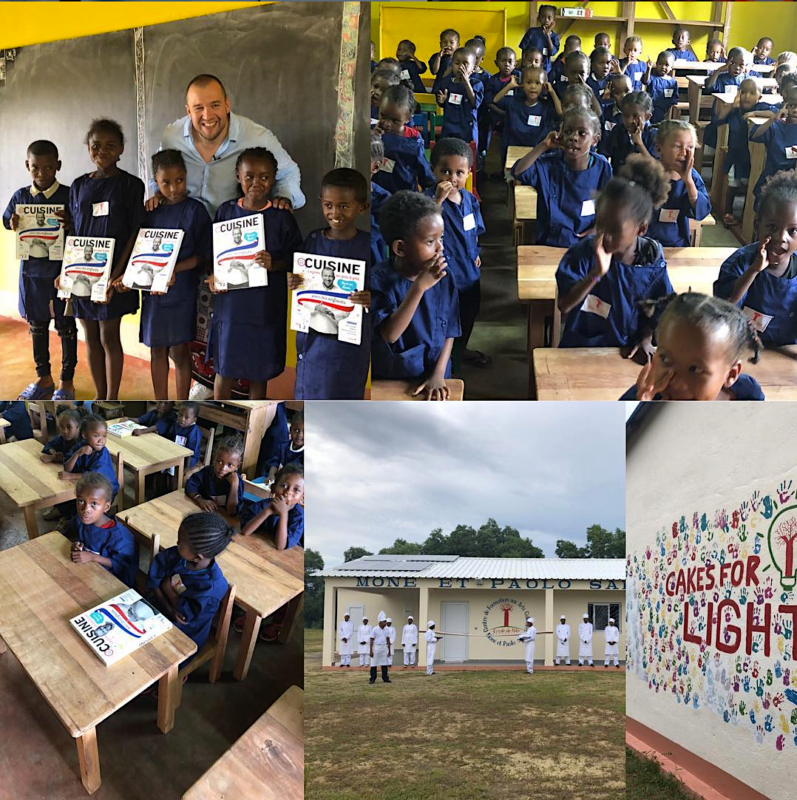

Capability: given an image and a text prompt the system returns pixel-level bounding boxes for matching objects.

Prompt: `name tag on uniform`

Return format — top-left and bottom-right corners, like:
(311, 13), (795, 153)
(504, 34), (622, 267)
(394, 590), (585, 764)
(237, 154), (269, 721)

(170, 574), (188, 595)
(786, 146), (797, 160)
(506, 89), (515, 96)
(560, 76), (568, 83)
(743, 306), (774, 332)
(582, 294), (611, 319)
(726, 85), (738, 96)
(448, 93), (463, 105)
(604, 121), (616, 131)
(92, 202), (109, 217)
(659, 208), (680, 222)
(175, 435), (187, 447)
(542, 48), (549, 55)
(379, 158), (396, 173)
(463, 213), (476, 231)
(581, 199), (596, 217)
(664, 88), (674, 97)
(528, 114), (542, 127)
(400, 69), (410, 80)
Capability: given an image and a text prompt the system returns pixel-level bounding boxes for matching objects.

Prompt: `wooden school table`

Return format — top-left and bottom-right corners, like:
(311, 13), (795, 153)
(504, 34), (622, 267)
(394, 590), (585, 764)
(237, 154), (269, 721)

(505, 145), (532, 172)
(182, 685), (304, 800)
(533, 346), (797, 401)
(0, 417), (9, 444)
(0, 532), (196, 794)
(117, 490), (304, 682)
(371, 378), (465, 401)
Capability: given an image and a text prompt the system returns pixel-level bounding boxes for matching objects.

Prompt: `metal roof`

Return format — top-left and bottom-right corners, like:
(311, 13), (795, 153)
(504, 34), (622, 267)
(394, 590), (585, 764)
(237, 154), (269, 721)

(318, 556), (625, 580)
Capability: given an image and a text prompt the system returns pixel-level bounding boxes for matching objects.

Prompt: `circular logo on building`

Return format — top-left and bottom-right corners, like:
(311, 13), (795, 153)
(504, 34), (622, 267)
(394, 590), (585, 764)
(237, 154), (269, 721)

(482, 597), (529, 647)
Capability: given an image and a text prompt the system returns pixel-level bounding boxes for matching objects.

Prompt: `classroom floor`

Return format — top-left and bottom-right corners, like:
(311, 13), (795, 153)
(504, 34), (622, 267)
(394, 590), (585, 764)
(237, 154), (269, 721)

(0, 492), (302, 800)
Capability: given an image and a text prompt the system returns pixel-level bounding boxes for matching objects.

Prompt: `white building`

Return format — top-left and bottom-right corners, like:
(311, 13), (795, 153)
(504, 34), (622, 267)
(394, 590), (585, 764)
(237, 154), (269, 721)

(318, 555), (625, 667)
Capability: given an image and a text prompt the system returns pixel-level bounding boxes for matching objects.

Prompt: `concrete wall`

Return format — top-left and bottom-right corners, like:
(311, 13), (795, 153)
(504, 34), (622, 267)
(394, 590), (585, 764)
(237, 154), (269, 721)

(627, 404), (797, 800)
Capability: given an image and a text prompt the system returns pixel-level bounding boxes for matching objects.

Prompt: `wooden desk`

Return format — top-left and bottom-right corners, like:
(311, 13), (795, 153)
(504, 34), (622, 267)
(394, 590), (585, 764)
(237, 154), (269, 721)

(0, 417), (9, 444)
(0, 438), (79, 540)
(505, 145), (532, 172)
(182, 686), (304, 800)
(0, 532), (196, 794)
(743, 137), (767, 244)
(534, 346), (797, 401)
(197, 401), (277, 478)
(117, 490), (304, 681)
(371, 379), (465, 401)
(105, 426), (193, 505)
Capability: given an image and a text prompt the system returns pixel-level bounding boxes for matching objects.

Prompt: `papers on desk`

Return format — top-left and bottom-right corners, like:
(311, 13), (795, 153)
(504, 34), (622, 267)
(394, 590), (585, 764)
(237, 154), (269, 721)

(107, 420), (146, 438)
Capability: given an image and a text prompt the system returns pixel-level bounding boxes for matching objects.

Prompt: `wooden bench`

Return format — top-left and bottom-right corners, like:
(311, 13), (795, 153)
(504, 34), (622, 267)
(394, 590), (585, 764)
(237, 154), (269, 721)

(371, 378), (465, 401)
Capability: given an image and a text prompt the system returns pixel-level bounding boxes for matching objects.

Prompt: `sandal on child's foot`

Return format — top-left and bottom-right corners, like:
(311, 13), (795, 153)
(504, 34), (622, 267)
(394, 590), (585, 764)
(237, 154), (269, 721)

(43, 507), (62, 521)
(233, 615), (246, 634)
(17, 382), (54, 401)
(259, 624), (281, 642)
(56, 517), (71, 534)
(723, 214), (738, 227)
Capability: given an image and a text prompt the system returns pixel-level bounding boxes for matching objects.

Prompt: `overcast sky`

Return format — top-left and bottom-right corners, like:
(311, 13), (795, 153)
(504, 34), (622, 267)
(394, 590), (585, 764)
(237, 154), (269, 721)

(306, 403), (626, 568)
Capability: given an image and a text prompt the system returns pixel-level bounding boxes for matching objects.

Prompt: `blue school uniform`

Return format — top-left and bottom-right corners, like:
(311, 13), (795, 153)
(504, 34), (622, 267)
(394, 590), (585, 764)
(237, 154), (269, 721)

(185, 464), (245, 516)
(548, 57), (567, 86)
(753, 121), (797, 203)
(68, 170), (144, 321)
(498, 94), (557, 151)
(751, 56), (775, 78)
(513, 150), (613, 247)
(372, 133), (435, 193)
(64, 440), (119, 498)
(666, 48), (697, 63)
(371, 181), (390, 266)
(255, 402), (289, 479)
(210, 200), (302, 382)
(398, 58), (427, 93)
(647, 75), (679, 124)
(714, 245), (797, 346)
(556, 236), (673, 347)
(240, 498), (304, 549)
(422, 188), (485, 291)
(429, 52), (453, 77)
(167, 421), (202, 468)
(586, 73), (610, 103)
(268, 441), (304, 470)
(518, 27), (560, 72)
(702, 73), (750, 148)
(620, 59), (647, 92)
(371, 260), (462, 380)
(619, 372), (765, 400)
(139, 198), (212, 348)
(137, 408), (176, 436)
(646, 170), (711, 247)
(67, 516), (137, 588)
(294, 229), (371, 401)
(42, 434), (79, 458)
(3, 183), (71, 323)
(147, 546), (228, 651)
(0, 401), (33, 441)
(437, 75), (484, 143)
(605, 121), (658, 169)
(719, 102), (779, 181)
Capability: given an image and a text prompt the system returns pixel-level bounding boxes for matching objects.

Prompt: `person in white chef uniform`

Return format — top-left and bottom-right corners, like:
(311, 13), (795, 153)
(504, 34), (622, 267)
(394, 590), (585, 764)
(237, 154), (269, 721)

(338, 613), (354, 667)
(357, 616), (371, 667)
(369, 611), (392, 684)
(385, 617), (397, 670)
(402, 615), (419, 668)
(517, 617), (537, 674)
(604, 617), (620, 668)
(425, 620), (442, 675)
(555, 615), (571, 666)
(578, 612), (594, 666)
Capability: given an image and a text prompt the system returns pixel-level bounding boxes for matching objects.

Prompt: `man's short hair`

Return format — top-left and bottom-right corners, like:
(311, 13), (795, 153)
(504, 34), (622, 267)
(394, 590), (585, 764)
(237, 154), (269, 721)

(186, 74), (227, 100)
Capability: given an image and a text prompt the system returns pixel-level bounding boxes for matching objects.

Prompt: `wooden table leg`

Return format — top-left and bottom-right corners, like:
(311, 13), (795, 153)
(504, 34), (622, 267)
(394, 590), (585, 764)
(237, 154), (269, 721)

(527, 301), (547, 400)
(175, 459), (185, 491)
(22, 506), (39, 541)
(277, 594), (303, 644)
(0, 428), (6, 444)
(0, 636), (6, 655)
(234, 612), (262, 681)
(76, 727), (101, 794)
(136, 469), (146, 506)
(157, 664), (179, 734)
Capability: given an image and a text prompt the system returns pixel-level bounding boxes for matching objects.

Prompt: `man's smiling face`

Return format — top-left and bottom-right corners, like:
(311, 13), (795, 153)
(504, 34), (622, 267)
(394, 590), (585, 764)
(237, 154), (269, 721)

(185, 79), (231, 144)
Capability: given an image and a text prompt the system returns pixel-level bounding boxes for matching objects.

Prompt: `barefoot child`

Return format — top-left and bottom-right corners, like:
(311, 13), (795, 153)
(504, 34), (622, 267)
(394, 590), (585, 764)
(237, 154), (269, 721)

(185, 434), (244, 516)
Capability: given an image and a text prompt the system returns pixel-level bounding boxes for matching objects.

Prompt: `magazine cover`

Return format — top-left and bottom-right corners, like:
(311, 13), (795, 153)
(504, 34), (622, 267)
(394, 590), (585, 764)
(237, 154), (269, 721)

(107, 420), (146, 438)
(212, 214), (266, 290)
(290, 252), (366, 346)
(121, 228), (184, 292)
(15, 204), (65, 260)
(57, 236), (115, 302)
(69, 589), (173, 667)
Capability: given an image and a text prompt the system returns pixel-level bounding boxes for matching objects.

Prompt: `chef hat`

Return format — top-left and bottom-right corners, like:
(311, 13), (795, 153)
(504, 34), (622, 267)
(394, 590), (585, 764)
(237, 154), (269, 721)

(609, 617), (615, 623)
(583, 613), (589, 619)
(428, 620), (435, 627)
(344, 612), (350, 617)
(386, 617), (392, 623)
(527, 617), (534, 624)
(560, 615), (566, 620)
(378, 610), (386, 622)
(407, 615), (414, 620)
(363, 616), (369, 621)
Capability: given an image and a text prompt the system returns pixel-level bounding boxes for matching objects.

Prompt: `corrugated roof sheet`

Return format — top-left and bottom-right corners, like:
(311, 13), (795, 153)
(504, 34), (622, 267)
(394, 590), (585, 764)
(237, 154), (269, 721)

(318, 556), (625, 580)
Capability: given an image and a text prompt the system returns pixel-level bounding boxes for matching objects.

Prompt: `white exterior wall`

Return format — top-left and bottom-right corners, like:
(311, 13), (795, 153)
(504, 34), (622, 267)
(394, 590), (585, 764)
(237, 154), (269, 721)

(627, 404), (797, 800)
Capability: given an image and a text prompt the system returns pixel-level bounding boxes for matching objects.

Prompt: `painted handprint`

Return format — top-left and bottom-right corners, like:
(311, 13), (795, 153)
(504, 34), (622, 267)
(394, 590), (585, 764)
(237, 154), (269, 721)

(778, 480), (794, 504)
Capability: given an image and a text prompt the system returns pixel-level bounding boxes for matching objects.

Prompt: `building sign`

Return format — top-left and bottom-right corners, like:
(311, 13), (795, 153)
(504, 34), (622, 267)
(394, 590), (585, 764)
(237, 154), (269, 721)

(482, 597), (529, 647)
(628, 481), (797, 749)
(352, 577), (624, 590)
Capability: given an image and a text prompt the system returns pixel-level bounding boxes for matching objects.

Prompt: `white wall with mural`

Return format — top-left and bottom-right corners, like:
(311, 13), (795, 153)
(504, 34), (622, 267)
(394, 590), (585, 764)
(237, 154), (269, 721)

(627, 404), (797, 799)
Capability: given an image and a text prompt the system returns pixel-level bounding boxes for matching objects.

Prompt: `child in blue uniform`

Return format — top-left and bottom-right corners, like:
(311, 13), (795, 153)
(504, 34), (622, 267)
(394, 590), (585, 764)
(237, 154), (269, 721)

(562, 52), (604, 118)
(290, 169), (371, 400)
(424, 138), (487, 368)
(512, 108), (613, 247)
(208, 148), (302, 399)
(266, 411), (304, 481)
(3, 140), (76, 402)
(586, 46), (615, 106)
(147, 511), (233, 651)
(371, 191), (461, 400)
(549, 35), (581, 90)
(429, 29), (460, 77)
(241, 464), (304, 550)
(68, 472), (137, 588)
(41, 406), (82, 463)
(114, 150), (211, 400)
(371, 133), (390, 266)
(599, 75), (632, 155)
(706, 39), (727, 64)
(0, 402), (33, 441)
(519, 4), (559, 73)
(168, 402), (202, 474)
(556, 154), (673, 352)
(436, 48), (484, 144)
(605, 91), (657, 168)
(714, 170), (797, 347)
(373, 86), (435, 193)
(643, 52), (679, 124)
(620, 36), (646, 91)
(132, 400), (176, 437)
(666, 27), (697, 63)
(397, 39), (427, 93)
(61, 415), (119, 499)
(621, 293), (764, 401)
(751, 86), (797, 209)
(702, 48), (752, 151)
(185, 434), (245, 516)
(647, 120), (711, 247)
(751, 37), (775, 77)
(64, 119), (145, 401)
(371, 69), (400, 123)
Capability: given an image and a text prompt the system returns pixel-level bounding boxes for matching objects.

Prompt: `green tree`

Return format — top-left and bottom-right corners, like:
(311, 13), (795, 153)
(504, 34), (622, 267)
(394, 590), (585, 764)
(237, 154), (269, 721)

(344, 547), (372, 562)
(555, 539), (590, 558)
(379, 538), (425, 555)
(304, 548), (325, 629)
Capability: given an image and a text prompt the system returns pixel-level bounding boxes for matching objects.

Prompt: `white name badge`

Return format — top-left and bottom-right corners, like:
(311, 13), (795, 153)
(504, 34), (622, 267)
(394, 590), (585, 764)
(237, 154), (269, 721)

(379, 158), (396, 173)
(664, 88), (674, 98)
(743, 306), (774, 332)
(560, 76), (569, 83)
(659, 208), (680, 223)
(726, 85), (738, 96)
(175, 435), (187, 447)
(400, 69), (410, 80)
(448, 93), (463, 105)
(463, 213), (476, 231)
(92, 202), (109, 217)
(786, 146), (797, 160)
(604, 121), (616, 131)
(506, 89), (515, 96)
(581, 199), (596, 217)
(528, 114), (542, 127)
(542, 48), (549, 55)
(582, 294), (611, 319)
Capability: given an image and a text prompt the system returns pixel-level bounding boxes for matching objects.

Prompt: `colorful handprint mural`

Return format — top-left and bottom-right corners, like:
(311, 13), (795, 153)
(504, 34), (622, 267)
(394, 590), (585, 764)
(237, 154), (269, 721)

(628, 479), (797, 749)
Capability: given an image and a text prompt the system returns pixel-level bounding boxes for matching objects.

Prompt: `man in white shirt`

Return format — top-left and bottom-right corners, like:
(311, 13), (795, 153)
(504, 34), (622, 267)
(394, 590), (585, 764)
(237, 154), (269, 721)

(369, 612), (392, 684)
(357, 616), (371, 667)
(338, 613), (354, 667)
(604, 617), (620, 668)
(385, 617), (396, 668)
(517, 617), (537, 674)
(555, 615), (571, 666)
(425, 620), (442, 675)
(578, 613), (594, 666)
(402, 616), (419, 667)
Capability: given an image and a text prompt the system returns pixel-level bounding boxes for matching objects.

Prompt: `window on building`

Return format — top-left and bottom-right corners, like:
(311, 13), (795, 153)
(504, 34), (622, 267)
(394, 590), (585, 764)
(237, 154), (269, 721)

(588, 603), (621, 632)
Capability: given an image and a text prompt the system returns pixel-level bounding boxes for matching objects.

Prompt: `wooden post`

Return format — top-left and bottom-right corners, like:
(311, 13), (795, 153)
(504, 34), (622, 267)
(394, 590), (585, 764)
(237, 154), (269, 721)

(76, 728), (101, 794)
(157, 664), (179, 734)
(234, 611), (262, 681)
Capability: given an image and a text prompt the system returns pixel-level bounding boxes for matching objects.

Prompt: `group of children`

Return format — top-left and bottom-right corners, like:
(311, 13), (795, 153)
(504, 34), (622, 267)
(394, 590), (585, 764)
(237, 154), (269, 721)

(369, 12), (797, 401)
(4, 124), (371, 402)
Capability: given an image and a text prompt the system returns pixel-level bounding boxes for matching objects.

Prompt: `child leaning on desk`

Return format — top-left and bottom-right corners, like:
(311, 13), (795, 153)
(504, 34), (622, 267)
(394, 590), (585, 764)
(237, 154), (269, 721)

(185, 434), (245, 517)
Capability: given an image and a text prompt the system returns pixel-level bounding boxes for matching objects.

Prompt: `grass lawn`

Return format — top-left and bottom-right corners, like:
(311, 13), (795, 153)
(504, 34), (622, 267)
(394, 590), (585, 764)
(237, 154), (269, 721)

(305, 629), (625, 800)
(625, 749), (696, 799)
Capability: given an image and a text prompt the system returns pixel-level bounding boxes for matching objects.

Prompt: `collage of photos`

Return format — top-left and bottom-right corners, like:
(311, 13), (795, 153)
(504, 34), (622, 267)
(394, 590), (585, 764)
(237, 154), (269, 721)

(1, 1), (797, 799)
